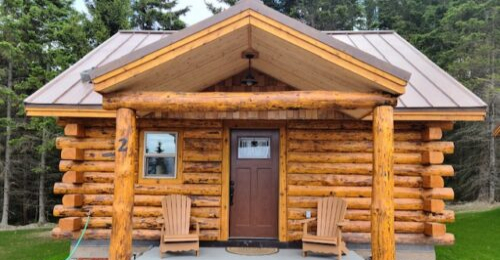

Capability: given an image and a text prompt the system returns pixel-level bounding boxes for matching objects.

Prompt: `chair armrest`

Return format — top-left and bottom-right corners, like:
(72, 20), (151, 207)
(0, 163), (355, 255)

(301, 218), (316, 236)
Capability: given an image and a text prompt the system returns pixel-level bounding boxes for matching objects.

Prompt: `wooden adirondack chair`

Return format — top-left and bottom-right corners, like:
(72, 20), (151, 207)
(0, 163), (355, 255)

(160, 195), (200, 257)
(302, 197), (349, 259)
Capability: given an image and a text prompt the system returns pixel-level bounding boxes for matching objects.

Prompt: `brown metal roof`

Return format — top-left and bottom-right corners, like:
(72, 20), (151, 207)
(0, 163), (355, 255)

(87, 0), (411, 83)
(24, 30), (486, 114)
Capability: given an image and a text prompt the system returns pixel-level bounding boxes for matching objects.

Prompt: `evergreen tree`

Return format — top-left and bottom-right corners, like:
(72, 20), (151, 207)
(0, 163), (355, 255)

(85, 0), (132, 43)
(131, 0), (189, 30)
(292, 0), (363, 30)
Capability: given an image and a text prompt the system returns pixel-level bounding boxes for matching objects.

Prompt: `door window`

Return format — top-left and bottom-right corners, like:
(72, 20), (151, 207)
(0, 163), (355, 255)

(237, 137), (271, 159)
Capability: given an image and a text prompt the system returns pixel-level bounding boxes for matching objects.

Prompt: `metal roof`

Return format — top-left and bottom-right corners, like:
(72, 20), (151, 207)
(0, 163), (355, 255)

(24, 30), (486, 113)
(87, 0), (411, 83)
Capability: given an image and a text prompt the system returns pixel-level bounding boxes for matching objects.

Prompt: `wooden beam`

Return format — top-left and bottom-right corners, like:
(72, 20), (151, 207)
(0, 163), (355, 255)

(62, 171), (84, 184)
(62, 194), (84, 207)
(422, 127), (443, 141)
(109, 108), (137, 260)
(422, 176), (444, 188)
(59, 217), (82, 232)
(424, 223), (446, 237)
(371, 105), (395, 260)
(61, 148), (84, 161)
(423, 199), (445, 213)
(102, 91), (397, 112)
(64, 124), (85, 137)
(421, 151), (444, 165)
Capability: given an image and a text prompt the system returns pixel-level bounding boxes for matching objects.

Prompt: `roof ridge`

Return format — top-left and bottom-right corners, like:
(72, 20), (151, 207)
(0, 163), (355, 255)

(323, 30), (395, 34)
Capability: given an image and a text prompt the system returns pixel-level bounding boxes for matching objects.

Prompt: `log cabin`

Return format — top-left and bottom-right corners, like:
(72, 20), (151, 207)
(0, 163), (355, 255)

(24, 0), (487, 259)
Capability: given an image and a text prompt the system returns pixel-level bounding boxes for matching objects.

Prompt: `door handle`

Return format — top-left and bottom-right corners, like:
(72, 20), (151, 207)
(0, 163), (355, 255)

(230, 181), (235, 206)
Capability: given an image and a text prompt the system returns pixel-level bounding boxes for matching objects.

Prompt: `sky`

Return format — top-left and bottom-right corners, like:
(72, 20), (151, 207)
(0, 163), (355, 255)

(72, 0), (229, 26)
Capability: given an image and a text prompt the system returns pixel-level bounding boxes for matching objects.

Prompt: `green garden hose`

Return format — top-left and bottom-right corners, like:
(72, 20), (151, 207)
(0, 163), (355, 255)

(64, 211), (91, 260)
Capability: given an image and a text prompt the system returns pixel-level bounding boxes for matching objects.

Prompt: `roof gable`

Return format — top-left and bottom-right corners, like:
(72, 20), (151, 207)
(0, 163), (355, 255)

(87, 0), (410, 95)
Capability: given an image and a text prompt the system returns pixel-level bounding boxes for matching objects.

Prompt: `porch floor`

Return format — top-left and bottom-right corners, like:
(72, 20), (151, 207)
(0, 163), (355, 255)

(136, 247), (365, 260)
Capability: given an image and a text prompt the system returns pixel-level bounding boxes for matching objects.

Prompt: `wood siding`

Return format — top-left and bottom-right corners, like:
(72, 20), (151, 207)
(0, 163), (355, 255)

(52, 118), (454, 245)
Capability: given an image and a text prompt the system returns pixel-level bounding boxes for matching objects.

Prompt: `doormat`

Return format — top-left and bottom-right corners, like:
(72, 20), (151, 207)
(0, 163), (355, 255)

(226, 247), (279, 256)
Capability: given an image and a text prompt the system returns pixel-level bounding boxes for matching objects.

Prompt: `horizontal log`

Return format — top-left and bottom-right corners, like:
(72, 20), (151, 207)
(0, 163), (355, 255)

(183, 173), (222, 184)
(287, 174), (421, 188)
(64, 124), (85, 137)
(184, 129), (222, 139)
(288, 129), (422, 141)
(52, 227), (219, 241)
(53, 205), (220, 218)
(288, 208), (455, 223)
(84, 172), (114, 183)
(81, 150), (115, 161)
(83, 194), (221, 207)
(59, 217), (82, 231)
(287, 121), (453, 131)
(421, 151), (444, 165)
(287, 231), (455, 245)
(59, 160), (114, 172)
(183, 162), (222, 173)
(103, 91), (398, 111)
(54, 182), (221, 196)
(422, 176), (444, 188)
(62, 194), (84, 207)
(83, 217), (219, 230)
(183, 150), (222, 162)
(288, 152), (422, 164)
(289, 220), (424, 233)
(287, 197), (423, 210)
(424, 223), (446, 237)
(422, 127), (443, 141)
(288, 162), (454, 176)
(62, 171), (84, 184)
(61, 148), (84, 161)
(288, 140), (454, 154)
(56, 137), (114, 150)
(184, 139), (221, 152)
(423, 199), (446, 213)
(288, 185), (453, 200)
(59, 118), (223, 129)
(84, 127), (115, 138)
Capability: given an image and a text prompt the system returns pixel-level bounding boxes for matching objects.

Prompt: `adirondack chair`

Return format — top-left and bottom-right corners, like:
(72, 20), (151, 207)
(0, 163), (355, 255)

(302, 197), (349, 259)
(160, 195), (200, 257)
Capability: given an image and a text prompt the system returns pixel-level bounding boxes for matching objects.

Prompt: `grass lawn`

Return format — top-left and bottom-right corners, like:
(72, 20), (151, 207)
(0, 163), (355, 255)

(0, 228), (70, 260)
(436, 207), (500, 260)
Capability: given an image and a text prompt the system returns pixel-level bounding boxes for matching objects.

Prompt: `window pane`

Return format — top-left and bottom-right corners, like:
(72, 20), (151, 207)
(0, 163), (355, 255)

(145, 133), (176, 155)
(238, 137), (270, 159)
(145, 156), (176, 177)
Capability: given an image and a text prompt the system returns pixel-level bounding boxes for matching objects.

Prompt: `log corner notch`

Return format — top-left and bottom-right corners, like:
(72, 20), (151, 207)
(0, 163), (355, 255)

(109, 108), (137, 260)
(371, 105), (395, 260)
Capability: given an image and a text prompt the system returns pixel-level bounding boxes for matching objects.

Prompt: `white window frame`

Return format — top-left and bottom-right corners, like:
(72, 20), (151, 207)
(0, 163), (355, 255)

(143, 131), (178, 179)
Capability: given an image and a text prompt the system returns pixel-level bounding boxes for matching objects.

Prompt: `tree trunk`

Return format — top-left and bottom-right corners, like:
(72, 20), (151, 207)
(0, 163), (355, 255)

(1, 60), (13, 226)
(38, 127), (48, 224)
(488, 101), (495, 203)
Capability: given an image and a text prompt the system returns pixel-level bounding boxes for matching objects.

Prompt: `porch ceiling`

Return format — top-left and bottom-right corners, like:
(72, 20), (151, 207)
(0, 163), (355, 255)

(88, 1), (410, 95)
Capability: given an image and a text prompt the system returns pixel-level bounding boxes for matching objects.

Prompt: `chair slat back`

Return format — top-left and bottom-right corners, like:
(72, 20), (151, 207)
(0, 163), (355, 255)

(162, 195), (191, 235)
(316, 197), (347, 237)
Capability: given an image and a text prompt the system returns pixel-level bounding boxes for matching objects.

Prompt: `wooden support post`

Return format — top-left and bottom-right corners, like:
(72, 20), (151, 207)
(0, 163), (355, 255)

(109, 108), (137, 260)
(371, 105), (395, 260)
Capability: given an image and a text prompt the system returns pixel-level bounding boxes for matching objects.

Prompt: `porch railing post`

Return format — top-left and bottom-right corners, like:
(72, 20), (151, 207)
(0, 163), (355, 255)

(371, 105), (395, 260)
(109, 108), (137, 260)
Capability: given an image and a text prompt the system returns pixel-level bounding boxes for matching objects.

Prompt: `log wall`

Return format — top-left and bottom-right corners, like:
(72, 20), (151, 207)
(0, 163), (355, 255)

(52, 118), (455, 245)
(286, 120), (455, 245)
(53, 119), (223, 241)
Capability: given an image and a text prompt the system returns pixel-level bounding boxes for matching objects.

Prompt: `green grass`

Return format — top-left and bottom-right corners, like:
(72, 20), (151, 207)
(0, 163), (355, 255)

(0, 228), (70, 260)
(436, 207), (500, 260)
(0, 209), (499, 260)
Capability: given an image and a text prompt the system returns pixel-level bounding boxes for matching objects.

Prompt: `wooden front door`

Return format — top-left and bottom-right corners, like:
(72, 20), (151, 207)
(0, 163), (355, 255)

(229, 130), (279, 239)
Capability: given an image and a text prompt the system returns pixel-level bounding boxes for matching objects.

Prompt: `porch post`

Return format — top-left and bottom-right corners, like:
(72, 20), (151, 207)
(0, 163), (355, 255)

(371, 105), (395, 260)
(109, 108), (137, 260)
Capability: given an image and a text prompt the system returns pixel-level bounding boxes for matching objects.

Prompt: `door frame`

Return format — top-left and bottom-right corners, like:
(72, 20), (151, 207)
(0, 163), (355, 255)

(220, 120), (287, 242)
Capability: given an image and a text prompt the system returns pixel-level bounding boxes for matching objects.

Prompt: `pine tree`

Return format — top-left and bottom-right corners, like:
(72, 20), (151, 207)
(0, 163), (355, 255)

(85, 0), (132, 43)
(131, 0), (189, 30)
